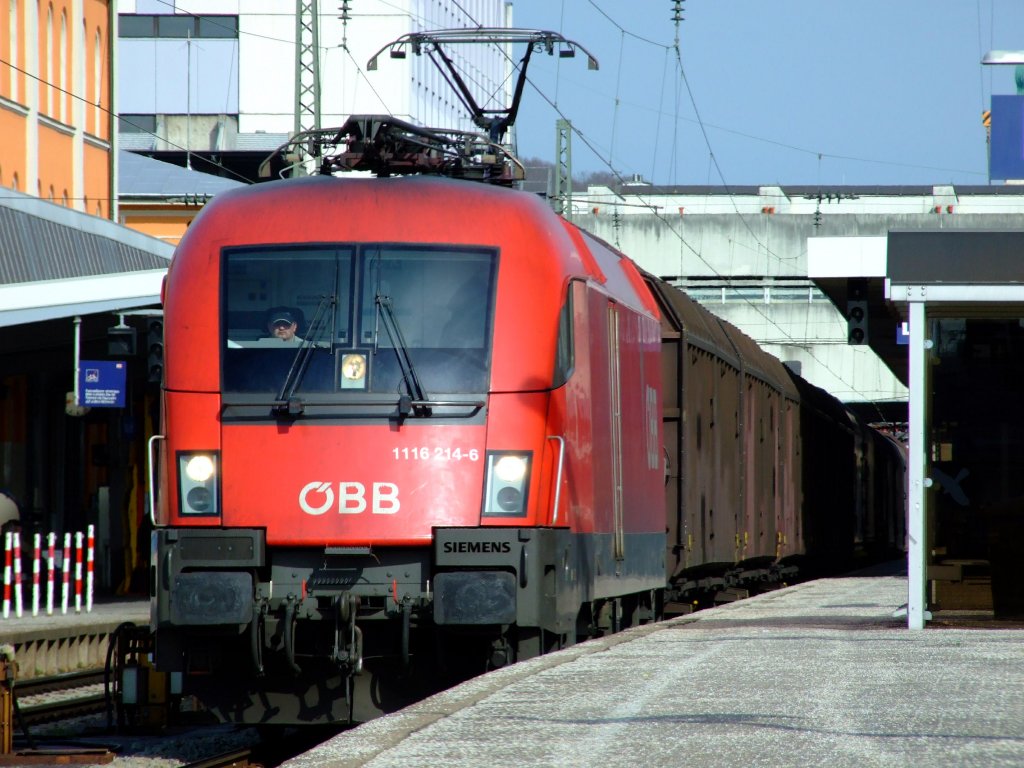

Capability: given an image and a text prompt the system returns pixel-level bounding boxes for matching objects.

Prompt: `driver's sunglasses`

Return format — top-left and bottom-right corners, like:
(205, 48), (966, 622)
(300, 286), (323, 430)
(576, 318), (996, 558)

(272, 321), (292, 329)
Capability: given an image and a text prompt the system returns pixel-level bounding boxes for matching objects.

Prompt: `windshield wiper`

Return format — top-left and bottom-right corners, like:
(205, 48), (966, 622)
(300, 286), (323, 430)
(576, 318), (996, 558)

(374, 293), (430, 417)
(275, 294), (335, 415)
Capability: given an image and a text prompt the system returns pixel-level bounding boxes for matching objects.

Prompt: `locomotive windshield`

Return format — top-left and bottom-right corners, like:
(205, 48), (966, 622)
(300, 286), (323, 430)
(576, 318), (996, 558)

(222, 245), (497, 398)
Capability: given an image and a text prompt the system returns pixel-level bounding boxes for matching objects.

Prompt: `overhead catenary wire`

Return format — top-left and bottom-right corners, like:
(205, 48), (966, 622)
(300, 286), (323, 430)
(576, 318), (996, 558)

(608, 30), (627, 171)
(650, 46), (672, 185)
(553, 0), (986, 181)
(192, 0), (983, 181)
(19, 0), (988, 189)
(0, 3), (961, 412)
(0, 0), (408, 188)
(485, 3), (902, 413)
(0, 56), (254, 185)
(555, 0), (567, 108)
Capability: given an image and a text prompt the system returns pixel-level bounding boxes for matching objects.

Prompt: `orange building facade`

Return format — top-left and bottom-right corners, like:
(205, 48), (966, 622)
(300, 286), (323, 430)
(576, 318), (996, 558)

(117, 205), (199, 247)
(1, 0), (114, 217)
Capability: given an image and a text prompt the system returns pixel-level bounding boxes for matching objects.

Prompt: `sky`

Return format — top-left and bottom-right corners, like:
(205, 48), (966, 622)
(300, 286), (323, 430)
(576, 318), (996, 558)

(494, 0), (1024, 187)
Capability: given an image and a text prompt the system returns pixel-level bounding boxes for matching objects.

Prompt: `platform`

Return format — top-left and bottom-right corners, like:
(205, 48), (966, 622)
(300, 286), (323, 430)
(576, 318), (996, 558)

(284, 567), (1024, 767)
(0, 599), (149, 679)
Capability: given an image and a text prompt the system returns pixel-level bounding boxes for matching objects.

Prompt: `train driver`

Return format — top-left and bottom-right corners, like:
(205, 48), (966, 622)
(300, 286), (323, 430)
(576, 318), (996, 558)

(264, 308), (304, 344)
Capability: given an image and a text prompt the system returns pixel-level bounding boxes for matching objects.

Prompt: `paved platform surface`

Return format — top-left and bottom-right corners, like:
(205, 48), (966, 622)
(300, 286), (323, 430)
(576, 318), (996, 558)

(285, 570), (1024, 768)
(0, 598), (149, 644)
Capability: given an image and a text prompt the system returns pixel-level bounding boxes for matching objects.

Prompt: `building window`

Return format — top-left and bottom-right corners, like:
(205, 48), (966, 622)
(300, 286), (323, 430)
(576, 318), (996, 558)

(45, 4), (53, 116)
(93, 29), (102, 135)
(157, 15), (193, 38)
(118, 14), (238, 39)
(81, 17), (86, 122)
(196, 16), (237, 37)
(59, 10), (67, 123)
(118, 114), (156, 134)
(118, 14), (155, 37)
(8, 0), (17, 102)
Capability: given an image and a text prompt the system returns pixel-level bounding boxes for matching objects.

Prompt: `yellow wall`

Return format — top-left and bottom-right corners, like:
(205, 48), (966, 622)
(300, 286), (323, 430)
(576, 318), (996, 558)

(1, 0), (27, 193)
(120, 206), (201, 248)
(1, 1), (27, 104)
(0, 0), (111, 213)
(37, 123), (73, 202)
(0, 110), (27, 191)
(36, 0), (78, 126)
(84, 0), (111, 144)
(84, 138), (109, 218)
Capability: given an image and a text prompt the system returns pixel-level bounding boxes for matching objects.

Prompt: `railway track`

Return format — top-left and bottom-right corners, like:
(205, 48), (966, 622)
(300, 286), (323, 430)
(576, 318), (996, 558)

(6, 671), (331, 767)
(4, 669), (309, 767)
(14, 669), (111, 728)
(182, 746), (257, 768)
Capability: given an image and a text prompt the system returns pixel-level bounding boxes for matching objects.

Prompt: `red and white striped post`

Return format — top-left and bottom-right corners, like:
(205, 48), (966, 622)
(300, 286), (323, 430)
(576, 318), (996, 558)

(3, 531), (10, 620)
(13, 531), (22, 618)
(74, 531), (83, 614)
(86, 524), (95, 613)
(32, 533), (41, 617)
(46, 532), (56, 616)
(61, 532), (71, 615)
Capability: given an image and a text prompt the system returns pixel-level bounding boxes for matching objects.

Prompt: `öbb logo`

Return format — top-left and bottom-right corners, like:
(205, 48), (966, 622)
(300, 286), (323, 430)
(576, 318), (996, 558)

(299, 482), (400, 516)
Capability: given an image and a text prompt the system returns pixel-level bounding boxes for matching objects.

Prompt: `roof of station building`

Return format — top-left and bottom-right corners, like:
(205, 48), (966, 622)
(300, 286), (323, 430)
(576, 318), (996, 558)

(0, 188), (173, 327)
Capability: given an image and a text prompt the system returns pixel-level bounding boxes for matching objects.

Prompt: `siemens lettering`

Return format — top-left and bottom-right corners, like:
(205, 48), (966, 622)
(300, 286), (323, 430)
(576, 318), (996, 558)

(442, 541), (512, 554)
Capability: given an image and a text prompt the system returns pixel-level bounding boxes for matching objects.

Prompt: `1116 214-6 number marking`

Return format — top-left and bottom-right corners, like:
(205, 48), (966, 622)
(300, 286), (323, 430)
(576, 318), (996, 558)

(392, 447), (480, 461)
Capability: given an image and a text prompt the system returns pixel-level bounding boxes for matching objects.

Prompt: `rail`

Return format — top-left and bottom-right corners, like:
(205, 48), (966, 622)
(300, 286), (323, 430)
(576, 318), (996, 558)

(182, 747), (255, 768)
(15, 670), (108, 728)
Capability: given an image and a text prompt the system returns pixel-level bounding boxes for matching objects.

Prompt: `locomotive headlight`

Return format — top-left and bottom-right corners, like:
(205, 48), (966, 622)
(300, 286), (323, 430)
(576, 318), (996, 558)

(494, 455), (527, 483)
(482, 451), (531, 518)
(184, 455), (215, 483)
(178, 451), (220, 517)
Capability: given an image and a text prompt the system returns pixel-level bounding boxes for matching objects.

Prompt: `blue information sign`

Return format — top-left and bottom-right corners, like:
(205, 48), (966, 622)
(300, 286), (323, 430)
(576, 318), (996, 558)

(80, 360), (127, 408)
(896, 322), (909, 346)
(990, 95), (1024, 181)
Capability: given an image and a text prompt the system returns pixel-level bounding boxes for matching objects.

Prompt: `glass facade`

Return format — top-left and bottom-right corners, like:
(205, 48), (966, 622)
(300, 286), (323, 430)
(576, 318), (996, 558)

(118, 14), (238, 39)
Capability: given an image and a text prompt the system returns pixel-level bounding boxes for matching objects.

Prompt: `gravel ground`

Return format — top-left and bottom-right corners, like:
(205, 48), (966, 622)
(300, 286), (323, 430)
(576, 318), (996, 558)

(19, 715), (263, 767)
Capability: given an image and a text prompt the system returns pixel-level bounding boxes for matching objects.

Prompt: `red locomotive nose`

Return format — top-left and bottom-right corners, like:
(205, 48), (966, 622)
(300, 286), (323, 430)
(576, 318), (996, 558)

(219, 423), (490, 545)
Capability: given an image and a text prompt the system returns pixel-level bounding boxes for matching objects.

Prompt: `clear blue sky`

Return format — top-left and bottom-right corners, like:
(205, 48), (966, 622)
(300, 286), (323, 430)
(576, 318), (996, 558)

(504, 0), (1024, 186)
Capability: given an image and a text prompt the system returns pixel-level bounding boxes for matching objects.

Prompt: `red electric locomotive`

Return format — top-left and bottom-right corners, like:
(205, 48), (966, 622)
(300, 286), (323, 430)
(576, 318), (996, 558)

(146, 25), (907, 724)
(149, 173), (667, 724)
